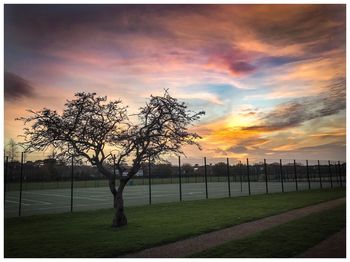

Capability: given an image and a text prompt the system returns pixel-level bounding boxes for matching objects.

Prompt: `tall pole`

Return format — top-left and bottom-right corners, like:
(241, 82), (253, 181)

(338, 161), (343, 187)
(178, 156), (182, 202)
(204, 157), (208, 199)
(70, 155), (74, 212)
(19, 152), (24, 216)
(246, 158), (251, 195)
(148, 157), (152, 205)
(239, 161), (243, 192)
(306, 160), (311, 190)
(317, 160), (322, 189)
(280, 159), (284, 193)
(264, 159), (268, 194)
(4, 156), (8, 200)
(226, 158), (231, 197)
(294, 160), (298, 191)
(328, 161), (333, 188)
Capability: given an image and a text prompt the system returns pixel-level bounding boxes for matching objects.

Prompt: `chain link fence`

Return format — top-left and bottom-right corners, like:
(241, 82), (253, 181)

(4, 152), (346, 218)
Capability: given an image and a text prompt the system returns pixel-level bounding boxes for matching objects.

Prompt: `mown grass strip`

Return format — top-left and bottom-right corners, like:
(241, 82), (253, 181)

(5, 188), (345, 258)
(191, 204), (346, 258)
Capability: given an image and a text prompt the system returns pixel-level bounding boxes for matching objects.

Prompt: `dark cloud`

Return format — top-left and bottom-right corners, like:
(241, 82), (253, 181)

(228, 61), (256, 74)
(4, 71), (36, 101)
(243, 77), (346, 132)
(252, 5), (345, 53)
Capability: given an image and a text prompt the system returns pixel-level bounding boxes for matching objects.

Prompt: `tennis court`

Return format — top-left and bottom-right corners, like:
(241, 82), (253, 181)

(5, 180), (338, 218)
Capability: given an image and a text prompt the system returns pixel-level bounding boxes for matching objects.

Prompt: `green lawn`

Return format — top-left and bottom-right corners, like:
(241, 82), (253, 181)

(192, 204), (346, 258)
(5, 188), (345, 258)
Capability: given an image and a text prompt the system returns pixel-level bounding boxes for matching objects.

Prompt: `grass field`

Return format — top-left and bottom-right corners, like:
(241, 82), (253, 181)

(192, 204), (346, 257)
(4, 188), (345, 257)
(5, 180), (339, 217)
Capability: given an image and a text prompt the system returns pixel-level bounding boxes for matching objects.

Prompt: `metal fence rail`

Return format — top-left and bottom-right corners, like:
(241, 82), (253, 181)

(4, 153), (346, 218)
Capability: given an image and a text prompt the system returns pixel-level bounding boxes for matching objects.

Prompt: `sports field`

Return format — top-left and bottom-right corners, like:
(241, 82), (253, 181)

(5, 180), (339, 217)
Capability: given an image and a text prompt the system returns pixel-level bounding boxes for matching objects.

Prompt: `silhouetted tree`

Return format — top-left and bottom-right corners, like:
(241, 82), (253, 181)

(5, 138), (18, 161)
(18, 90), (204, 227)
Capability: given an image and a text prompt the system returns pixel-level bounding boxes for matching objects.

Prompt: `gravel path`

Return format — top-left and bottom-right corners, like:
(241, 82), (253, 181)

(299, 228), (346, 258)
(123, 197), (345, 258)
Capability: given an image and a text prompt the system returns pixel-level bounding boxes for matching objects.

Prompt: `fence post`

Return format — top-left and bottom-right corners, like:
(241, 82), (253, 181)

(239, 162), (243, 192)
(294, 160), (298, 191)
(70, 155), (74, 213)
(279, 159), (284, 192)
(226, 158), (231, 197)
(178, 156), (182, 202)
(4, 156), (8, 200)
(317, 160), (322, 189)
(19, 152), (24, 216)
(246, 158), (251, 195)
(338, 161), (343, 187)
(264, 159), (268, 194)
(328, 161), (333, 188)
(148, 157), (152, 205)
(204, 157), (208, 199)
(306, 160), (311, 190)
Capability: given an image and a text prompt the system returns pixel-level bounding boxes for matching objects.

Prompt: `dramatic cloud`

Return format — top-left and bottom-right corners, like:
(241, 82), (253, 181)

(4, 71), (36, 101)
(4, 4), (346, 161)
(243, 78), (346, 132)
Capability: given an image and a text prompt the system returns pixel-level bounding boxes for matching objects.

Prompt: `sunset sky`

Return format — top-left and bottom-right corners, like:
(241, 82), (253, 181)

(4, 4), (346, 162)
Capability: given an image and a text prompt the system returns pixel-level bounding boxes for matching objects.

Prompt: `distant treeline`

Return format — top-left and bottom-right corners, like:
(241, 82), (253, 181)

(5, 158), (346, 183)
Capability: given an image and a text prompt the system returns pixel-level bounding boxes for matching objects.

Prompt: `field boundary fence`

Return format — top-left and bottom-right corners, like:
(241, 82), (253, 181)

(4, 152), (346, 218)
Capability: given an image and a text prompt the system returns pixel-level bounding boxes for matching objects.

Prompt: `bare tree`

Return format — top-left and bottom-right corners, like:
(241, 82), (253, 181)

(18, 90), (205, 227)
(6, 138), (18, 161)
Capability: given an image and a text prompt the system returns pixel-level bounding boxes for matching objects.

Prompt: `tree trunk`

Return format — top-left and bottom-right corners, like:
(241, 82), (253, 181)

(112, 190), (127, 227)
(112, 180), (127, 228)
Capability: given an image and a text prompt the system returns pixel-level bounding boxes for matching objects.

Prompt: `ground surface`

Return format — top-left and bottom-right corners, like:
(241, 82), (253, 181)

(4, 188), (345, 258)
(191, 203), (345, 258)
(126, 198), (345, 258)
(5, 180), (338, 217)
(299, 227), (346, 258)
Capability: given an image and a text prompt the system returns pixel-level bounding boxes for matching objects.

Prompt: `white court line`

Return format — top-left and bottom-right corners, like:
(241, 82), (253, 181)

(5, 200), (29, 206)
(24, 192), (108, 202)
